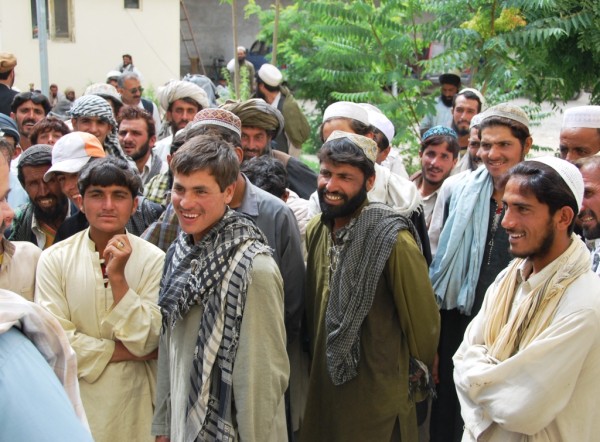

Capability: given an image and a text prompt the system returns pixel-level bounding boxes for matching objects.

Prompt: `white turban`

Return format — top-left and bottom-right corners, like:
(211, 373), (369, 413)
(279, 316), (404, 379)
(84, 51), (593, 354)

(157, 80), (209, 112)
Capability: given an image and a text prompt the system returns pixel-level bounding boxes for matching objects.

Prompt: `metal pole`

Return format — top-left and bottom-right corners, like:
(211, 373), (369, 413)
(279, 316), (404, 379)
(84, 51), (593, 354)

(232, 0), (240, 98)
(36, 0), (49, 95)
(272, 0), (280, 65)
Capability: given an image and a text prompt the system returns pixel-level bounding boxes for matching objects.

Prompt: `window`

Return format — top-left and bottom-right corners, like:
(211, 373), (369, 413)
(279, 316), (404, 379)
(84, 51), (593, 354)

(31, 0), (73, 41)
(124, 0), (140, 8)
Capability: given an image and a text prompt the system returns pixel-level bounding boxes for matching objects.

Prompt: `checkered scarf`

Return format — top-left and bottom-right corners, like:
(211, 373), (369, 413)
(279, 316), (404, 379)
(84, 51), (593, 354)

(69, 95), (127, 160)
(325, 202), (421, 385)
(159, 209), (271, 441)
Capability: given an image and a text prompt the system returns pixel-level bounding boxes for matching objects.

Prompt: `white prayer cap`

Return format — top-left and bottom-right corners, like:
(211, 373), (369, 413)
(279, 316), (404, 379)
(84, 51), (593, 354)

(359, 103), (395, 143)
(562, 106), (600, 129)
(470, 113), (484, 129)
(529, 156), (584, 210)
(480, 103), (529, 129)
(458, 87), (486, 110)
(257, 64), (283, 87)
(323, 101), (369, 125)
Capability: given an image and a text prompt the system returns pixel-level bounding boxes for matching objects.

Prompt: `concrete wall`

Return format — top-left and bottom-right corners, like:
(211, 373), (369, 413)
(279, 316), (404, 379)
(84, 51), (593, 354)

(0, 0), (179, 97)
(181, 0), (291, 79)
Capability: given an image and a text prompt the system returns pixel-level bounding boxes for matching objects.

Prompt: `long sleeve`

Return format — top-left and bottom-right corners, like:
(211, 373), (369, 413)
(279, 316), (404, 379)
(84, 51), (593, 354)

(151, 332), (171, 437)
(232, 254), (289, 442)
(35, 252), (114, 383)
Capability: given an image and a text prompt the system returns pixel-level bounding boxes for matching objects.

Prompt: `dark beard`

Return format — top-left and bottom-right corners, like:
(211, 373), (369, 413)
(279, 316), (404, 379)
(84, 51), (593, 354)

(452, 120), (470, 137)
(441, 94), (453, 107)
(318, 185), (368, 223)
(33, 194), (68, 226)
(129, 141), (151, 162)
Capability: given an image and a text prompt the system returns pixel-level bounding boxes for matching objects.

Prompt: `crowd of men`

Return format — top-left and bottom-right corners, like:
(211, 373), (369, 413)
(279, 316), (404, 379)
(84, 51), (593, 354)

(1, 48), (600, 442)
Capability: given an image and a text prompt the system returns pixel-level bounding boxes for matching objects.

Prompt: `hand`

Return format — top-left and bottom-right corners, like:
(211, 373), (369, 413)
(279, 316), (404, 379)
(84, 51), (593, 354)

(103, 234), (132, 280)
(111, 340), (159, 363)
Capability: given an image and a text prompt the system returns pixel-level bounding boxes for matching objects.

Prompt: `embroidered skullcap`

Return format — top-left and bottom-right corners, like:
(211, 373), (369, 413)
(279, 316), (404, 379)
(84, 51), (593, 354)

(562, 106), (600, 129)
(360, 103), (395, 143)
(18, 144), (52, 168)
(422, 126), (458, 141)
(192, 108), (242, 137)
(470, 112), (484, 129)
(221, 98), (284, 137)
(157, 80), (209, 112)
(528, 156), (584, 210)
(0, 113), (20, 143)
(69, 94), (117, 128)
(0, 53), (16, 74)
(326, 130), (378, 163)
(480, 103), (529, 129)
(323, 101), (370, 125)
(84, 83), (123, 108)
(257, 64), (283, 87)
(458, 88), (486, 110)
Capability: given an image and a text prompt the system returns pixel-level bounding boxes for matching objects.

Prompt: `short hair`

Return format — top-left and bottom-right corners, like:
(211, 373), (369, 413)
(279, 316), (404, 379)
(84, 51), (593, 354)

(452, 90), (483, 113)
(17, 145), (53, 186)
(256, 75), (280, 93)
(29, 117), (71, 144)
(318, 137), (375, 181)
(117, 105), (155, 139)
(123, 54), (132, 60)
(185, 123), (242, 148)
(371, 127), (389, 151)
(479, 117), (531, 149)
(117, 72), (141, 88)
(505, 161), (579, 234)
(0, 138), (14, 164)
(170, 135), (239, 192)
(78, 156), (142, 198)
(420, 134), (460, 158)
(167, 96), (201, 113)
(0, 69), (12, 81)
(319, 117), (373, 142)
(241, 156), (288, 199)
(11, 92), (52, 115)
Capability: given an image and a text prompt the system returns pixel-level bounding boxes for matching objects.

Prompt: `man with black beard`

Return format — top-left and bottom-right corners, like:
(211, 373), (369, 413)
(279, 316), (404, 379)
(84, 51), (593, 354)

(117, 105), (162, 186)
(301, 131), (440, 442)
(450, 88), (485, 153)
(574, 156), (600, 275)
(8, 145), (69, 249)
(227, 46), (256, 94)
(420, 72), (461, 136)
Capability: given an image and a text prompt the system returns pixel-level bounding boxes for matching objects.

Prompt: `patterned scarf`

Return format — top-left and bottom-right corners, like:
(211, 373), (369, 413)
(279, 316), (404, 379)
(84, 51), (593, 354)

(159, 209), (271, 441)
(483, 234), (590, 361)
(325, 202), (421, 385)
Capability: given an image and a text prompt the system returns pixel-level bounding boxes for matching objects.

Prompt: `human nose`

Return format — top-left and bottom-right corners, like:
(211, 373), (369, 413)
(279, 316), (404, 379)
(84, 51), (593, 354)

(565, 151), (577, 163)
(501, 207), (514, 229)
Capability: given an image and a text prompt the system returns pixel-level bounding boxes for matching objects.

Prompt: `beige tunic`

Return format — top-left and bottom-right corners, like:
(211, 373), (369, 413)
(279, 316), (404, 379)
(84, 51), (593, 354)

(0, 238), (41, 300)
(35, 229), (165, 442)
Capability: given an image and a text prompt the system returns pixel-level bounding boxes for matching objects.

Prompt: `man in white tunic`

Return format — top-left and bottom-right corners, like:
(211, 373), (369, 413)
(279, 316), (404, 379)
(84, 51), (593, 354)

(454, 156), (600, 441)
(35, 156), (165, 442)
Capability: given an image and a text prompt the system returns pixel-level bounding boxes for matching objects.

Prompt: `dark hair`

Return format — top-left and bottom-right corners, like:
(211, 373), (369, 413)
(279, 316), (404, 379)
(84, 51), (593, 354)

(11, 92), (52, 115)
(506, 161), (578, 234)
(371, 127), (390, 151)
(0, 138), (14, 164)
(319, 117), (373, 142)
(117, 105), (156, 139)
(420, 134), (460, 158)
(452, 90), (482, 113)
(170, 135), (239, 191)
(241, 156), (288, 198)
(0, 69), (13, 81)
(256, 75), (280, 93)
(185, 123), (242, 148)
(29, 117), (71, 144)
(78, 156), (141, 197)
(123, 54), (132, 60)
(479, 117), (531, 149)
(318, 137), (375, 181)
(166, 96), (202, 113)
(17, 145), (53, 186)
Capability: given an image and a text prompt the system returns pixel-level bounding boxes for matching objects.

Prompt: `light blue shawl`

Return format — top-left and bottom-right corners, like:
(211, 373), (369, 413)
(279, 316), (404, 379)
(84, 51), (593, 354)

(429, 167), (493, 315)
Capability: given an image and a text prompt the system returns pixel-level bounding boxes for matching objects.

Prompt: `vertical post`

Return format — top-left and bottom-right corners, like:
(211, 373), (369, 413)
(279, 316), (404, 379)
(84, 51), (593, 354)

(36, 0), (49, 95)
(272, 0), (280, 65)
(231, 0), (240, 98)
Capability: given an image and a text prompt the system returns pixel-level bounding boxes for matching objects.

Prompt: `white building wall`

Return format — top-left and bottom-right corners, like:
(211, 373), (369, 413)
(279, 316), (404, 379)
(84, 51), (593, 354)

(0, 0), (179, 97)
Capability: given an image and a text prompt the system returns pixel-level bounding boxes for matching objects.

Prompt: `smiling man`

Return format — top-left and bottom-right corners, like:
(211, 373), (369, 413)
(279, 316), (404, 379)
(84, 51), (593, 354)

(429, 103), (531, 442)
(411, 126), (459, 227)
(454, 156), (600, 441)
(152, 135), (288, 442)
(574, 156), (600, 274)
(301, 131), (439, 442)
(9, 145), (69, 249)
(559, 105), (600, 162)
(10, 91), (52, 151)
(35, 156), (164, 442)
